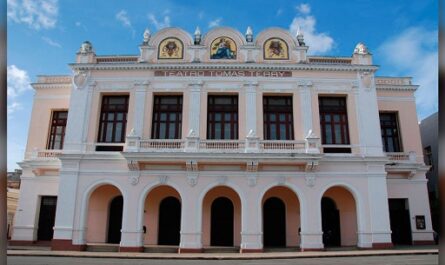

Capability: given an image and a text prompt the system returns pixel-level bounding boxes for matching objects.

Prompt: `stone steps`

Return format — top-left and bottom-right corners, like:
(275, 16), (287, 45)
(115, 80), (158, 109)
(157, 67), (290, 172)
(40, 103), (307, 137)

(203, 247), (240, 253)
(144, 246), (178, 253)
(86, 244), (119, 252)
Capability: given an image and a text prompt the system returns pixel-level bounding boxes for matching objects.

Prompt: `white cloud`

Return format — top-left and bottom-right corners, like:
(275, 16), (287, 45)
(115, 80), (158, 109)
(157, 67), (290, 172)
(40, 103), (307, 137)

(148, 13), (171, 30)
(116, 10), (131, 28)
(208, 18), (222, 28)
(7, 65), (31, 119)
(75, 21), (81, 27)
(377, 27), (438, 119)
(116, 9), (136, 37)
(296, 3), (311, 14)
(289, 4), (334, 54)
(7, 0), (58, 30)
(7, 65), (32, 98)
(7, 102), (22, 118)
(42, 36), (61, 48)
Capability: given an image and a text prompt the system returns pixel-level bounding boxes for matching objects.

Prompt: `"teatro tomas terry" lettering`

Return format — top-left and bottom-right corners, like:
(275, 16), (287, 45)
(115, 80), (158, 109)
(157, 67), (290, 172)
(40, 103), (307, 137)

(155, 70), (292, 77)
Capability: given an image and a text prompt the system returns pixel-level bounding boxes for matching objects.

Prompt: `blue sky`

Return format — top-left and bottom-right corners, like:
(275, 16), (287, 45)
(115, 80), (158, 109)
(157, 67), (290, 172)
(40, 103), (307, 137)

(7, 0), (438, 171)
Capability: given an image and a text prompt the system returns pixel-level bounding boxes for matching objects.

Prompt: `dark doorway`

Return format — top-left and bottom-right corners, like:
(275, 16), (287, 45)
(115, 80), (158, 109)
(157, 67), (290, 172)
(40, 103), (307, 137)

(389, 199), (412, 245)
(158, 196), (181, 245)
(263, 197), (286, 247)
(321, 197), (341, 247)
(211, 197), (234, 246)
(107, 195), (123, 244)
(37, 196), (57, 241)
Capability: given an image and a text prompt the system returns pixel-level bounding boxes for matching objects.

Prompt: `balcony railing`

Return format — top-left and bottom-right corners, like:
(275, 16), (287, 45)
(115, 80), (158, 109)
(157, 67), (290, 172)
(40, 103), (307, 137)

(28, 149), (62, 160)
(126, 131), (320, 154)
(386, 152), (416, 162)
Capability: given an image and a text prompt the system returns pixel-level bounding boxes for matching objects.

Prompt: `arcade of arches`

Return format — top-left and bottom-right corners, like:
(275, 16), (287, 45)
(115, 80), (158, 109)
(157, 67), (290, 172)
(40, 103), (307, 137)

(83, 183), (362, 250)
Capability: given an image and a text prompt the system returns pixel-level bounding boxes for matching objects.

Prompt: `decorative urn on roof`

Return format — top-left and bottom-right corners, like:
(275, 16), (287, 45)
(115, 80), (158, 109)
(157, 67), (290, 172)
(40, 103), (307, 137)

(79, 41), (93, 54)
(353, 42), (370, 55)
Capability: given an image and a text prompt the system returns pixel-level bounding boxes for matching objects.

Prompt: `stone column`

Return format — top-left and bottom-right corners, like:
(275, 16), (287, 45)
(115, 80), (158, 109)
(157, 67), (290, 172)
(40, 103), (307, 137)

(188, 81), (203, 137)
(240, 184), (262, 252)
(366, 174), (393, 248)
(52, 157), (85, 250)
(119, 172), (144, 252)
(299, 189), (323, 250)
(179, 185), (202, 253)
(298, 80), (313, 137)
(244, 81), (258, 137)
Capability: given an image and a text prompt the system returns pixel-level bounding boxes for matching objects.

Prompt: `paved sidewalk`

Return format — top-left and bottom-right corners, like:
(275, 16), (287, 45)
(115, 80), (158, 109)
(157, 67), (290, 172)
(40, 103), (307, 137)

(7, 247), (438, 260)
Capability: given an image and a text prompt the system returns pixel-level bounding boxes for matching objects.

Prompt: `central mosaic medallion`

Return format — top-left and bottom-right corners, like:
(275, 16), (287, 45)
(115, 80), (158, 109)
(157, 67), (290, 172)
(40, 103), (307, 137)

(210, 37), (237, 59)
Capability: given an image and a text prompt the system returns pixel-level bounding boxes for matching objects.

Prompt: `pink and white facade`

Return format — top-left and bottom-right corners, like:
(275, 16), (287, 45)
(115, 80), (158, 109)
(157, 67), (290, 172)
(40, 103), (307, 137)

(11, 27), (434, 252)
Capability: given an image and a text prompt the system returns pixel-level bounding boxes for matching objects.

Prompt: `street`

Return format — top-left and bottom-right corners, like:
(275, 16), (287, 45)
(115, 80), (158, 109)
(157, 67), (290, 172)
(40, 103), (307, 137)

(7, 254), (438, 265)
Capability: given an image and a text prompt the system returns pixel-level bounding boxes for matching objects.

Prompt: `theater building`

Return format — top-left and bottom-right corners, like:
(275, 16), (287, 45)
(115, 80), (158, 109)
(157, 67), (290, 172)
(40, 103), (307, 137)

(11, 27), (434, 252)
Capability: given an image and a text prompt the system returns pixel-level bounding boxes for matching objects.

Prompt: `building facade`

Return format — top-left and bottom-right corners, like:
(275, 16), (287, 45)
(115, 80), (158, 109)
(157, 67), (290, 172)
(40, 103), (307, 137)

(419, 112), (439, 235)
(11, 27), (434, 252)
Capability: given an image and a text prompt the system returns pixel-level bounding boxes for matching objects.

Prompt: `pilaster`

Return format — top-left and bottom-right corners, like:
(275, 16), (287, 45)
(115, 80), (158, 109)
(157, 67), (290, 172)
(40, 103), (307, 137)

(298, 80), (313, 136)
(188, 81), (203, 137)
(244, 81), (258, 137)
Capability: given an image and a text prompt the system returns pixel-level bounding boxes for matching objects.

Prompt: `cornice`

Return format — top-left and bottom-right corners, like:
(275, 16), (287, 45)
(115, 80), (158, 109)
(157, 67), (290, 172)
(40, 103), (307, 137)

(69, 62), (379, 73)
(376, 85), (418, 91)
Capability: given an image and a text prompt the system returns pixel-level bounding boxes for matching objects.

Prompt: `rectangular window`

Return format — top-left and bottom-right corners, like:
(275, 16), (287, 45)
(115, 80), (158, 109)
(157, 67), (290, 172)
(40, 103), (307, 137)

(319, 97), (350, 145)
(97, 95), (129, 143)
(207, 95), (238, 139)
(151, 95), (183, 139)
(379, 112), (402, 152)
(47, 110), (68, 150)
(424, 146), (433, 171)
(263, 96), (294, 140)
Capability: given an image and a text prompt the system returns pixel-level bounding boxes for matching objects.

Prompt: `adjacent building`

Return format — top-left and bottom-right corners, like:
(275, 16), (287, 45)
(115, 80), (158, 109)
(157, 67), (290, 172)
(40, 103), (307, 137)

(11, 27), (434, 252)
(419, 112), (439, 235)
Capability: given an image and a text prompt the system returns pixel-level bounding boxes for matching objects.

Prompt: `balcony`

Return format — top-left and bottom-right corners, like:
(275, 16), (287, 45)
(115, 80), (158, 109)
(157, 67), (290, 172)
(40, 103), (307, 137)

(386, 152), (416, 163)
(28, 149), (62, 160)
(124, 131), (320, 154)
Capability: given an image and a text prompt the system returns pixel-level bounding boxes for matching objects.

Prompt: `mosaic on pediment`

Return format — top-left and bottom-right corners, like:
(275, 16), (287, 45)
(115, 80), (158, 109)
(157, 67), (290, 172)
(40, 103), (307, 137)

(158, 37), (184, 59)
(210, 37), (237, 59)
(264, 38), (289, 60)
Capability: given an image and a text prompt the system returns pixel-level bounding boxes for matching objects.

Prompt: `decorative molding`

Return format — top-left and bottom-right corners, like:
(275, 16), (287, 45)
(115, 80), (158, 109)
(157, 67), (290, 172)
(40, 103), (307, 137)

(187, 173), (198, 187)
(158, 175), (168, 184)
(217, 175), (228, 185)
(247, 174), (257, 187)
(72, 70), (90, 90)
(277, 176), (286, 185)
(128, 173), (140, 186)
(71, 62), (379, 73)
(305, 174), (316, 188)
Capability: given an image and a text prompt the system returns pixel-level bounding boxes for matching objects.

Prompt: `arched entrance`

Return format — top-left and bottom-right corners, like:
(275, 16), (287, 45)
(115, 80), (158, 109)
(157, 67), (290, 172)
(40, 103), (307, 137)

(321, 197), (340, 247)
(211, 197), (234, 246)
(202, 186), (242, 247)
(142, 186), (181, 246)
(263, 197), (286, 247)
(158, 196), (181, 245)
(86, 184), (123, 244)
(321, 186), (358, 247)
(107, 195), (123, 243)
(261, 186), (300, 248)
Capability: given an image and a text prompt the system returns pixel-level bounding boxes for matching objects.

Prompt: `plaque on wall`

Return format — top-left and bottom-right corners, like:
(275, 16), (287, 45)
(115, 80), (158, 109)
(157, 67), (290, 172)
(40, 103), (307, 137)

(415, 215), (426, 230)
(158, 37), (184, 59)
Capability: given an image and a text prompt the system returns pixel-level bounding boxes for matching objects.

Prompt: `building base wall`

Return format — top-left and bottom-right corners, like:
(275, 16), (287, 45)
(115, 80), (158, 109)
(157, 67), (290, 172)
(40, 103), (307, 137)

(119, 246), (144, 252)
(51, 239), (86, 251)
(178, 248), (203, 253)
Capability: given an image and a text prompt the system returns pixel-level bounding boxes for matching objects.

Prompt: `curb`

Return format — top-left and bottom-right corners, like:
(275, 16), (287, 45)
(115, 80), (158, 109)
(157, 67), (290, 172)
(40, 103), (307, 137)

(7, 249), (439, 260)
